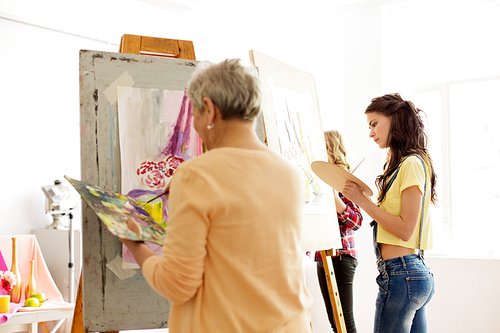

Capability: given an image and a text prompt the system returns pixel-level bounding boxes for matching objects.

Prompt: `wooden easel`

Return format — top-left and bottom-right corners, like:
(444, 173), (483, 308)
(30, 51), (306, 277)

(71, 35), (196, 333)
(320, 249), (347, 333)
(248, 50), (347, 333)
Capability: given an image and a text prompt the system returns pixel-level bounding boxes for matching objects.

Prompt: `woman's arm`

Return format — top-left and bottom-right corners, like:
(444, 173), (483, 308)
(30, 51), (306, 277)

(342, 181), (422, 241)
(333, 190), (347, 214)
(119, 218), (157, 268)
(120, 238), (156, 267)
(336, 192), (363, 230)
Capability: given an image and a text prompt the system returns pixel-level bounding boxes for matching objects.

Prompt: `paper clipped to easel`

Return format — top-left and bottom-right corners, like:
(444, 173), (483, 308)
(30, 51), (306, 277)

(65, 176), (165, 245)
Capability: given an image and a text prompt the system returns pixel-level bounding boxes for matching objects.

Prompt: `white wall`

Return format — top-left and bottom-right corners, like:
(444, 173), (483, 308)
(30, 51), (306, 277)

(340, 3), (500, 333)
(1, 1), (500, 332)
(0, 18), (116, 235)
(193, 9), (346, 132)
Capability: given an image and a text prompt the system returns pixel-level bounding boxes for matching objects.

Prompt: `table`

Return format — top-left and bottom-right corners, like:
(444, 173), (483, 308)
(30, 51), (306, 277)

(0, 309), (74, 333)
(0, 235), (75, 333)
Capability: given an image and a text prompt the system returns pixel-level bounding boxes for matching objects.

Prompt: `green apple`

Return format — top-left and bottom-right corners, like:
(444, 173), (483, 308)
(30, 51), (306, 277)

(30, 293), (46, 305)
(24, 297), (40, 307)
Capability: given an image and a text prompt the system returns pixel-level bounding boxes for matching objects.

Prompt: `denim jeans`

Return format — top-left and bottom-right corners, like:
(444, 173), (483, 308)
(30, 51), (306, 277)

(372, 222), (435, 333)
(374, 254), (435, 333)
(317, 255), (358, 333)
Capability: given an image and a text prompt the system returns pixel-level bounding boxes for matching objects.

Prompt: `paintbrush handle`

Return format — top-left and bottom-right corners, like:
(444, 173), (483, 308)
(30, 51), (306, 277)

(351, 157), (366, 174)
(140, 189), (169, 207)
(140, 195), (162, 207)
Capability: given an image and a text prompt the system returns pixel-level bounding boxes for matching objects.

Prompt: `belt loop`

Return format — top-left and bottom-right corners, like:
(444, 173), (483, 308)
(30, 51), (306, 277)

(400, 256), (406, 269)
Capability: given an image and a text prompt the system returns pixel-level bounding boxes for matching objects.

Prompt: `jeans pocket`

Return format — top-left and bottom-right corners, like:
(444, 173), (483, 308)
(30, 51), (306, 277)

(406, 275), (430, 305)
(376, 271), (389, 294)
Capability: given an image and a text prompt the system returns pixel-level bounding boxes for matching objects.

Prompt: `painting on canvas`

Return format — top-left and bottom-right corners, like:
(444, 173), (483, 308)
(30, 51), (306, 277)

(117, 87), (203, 265)
(250, 50), (342, 252)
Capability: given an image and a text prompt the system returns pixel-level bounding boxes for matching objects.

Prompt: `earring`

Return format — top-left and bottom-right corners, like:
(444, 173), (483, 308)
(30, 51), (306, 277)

(207, 123), (214, 130)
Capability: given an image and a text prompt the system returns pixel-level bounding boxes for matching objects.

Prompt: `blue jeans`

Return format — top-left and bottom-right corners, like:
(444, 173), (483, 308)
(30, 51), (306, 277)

(374, 255), (435, 333)
(372, 222), (435, 333)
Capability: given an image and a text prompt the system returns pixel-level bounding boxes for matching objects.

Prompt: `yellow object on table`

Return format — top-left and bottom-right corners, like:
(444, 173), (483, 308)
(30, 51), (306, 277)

(0, 295), (10, 313)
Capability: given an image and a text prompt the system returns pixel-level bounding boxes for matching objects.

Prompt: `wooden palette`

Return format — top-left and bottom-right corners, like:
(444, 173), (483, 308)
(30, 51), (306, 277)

(311, 161), (374, 197)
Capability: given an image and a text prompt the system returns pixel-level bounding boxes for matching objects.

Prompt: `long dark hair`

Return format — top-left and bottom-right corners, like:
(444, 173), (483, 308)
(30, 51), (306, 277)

(365, 93), (437, 204)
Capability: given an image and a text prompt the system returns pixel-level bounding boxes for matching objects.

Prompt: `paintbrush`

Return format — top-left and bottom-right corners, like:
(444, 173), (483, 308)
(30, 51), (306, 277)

(139, 188), (169, 208)
(351, 157), (366, 174)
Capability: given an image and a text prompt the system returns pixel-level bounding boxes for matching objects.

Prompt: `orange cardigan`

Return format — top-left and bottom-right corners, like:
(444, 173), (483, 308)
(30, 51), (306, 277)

(142, 147), (312, 333)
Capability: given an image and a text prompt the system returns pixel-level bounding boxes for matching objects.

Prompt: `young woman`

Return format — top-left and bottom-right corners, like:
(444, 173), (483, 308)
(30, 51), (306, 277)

(315, 130), (362, 333)
(342, 93), (436, 333)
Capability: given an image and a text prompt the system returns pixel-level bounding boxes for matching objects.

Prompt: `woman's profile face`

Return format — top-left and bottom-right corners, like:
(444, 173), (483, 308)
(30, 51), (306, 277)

(366, 112), (391, 149)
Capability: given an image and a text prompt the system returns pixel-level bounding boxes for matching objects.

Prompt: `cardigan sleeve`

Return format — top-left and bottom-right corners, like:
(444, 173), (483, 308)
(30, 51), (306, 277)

(142, 165), (212, 304)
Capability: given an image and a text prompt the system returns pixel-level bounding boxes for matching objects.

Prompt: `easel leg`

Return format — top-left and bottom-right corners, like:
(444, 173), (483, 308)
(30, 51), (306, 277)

(320, 250), (347, 333)
(70, 274), (84, 333)
(69, 273), (122, 333)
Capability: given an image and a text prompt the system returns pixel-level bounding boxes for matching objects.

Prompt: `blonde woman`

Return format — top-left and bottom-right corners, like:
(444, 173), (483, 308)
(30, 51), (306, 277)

(315, 130), (363, 333)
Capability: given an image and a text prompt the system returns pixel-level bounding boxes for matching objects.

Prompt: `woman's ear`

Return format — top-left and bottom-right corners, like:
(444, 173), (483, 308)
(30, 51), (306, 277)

(202, 97), (218, 124)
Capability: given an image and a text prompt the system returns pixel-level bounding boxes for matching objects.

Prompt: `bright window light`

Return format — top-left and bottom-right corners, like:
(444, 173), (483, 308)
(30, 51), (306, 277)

(382, 0), (500, 258)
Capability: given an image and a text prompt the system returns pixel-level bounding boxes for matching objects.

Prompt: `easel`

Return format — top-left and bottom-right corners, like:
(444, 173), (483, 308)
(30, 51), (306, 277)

(71, 34), (196, 333)
(320, 249), (347, 333)
(248, 51), (347, 333)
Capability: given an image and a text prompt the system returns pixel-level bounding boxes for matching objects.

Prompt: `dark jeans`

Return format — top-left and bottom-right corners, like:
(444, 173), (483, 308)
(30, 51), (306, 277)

(316, 255), (358, 333)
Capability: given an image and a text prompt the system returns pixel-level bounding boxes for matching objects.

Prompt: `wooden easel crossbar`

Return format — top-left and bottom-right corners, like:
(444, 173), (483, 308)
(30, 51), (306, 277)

(119, 34), (196, 60)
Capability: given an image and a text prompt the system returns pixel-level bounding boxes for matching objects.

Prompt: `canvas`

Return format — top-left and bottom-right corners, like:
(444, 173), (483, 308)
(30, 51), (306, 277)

(117, 86), (203, 267)
(118, 87), (202, 216)
(249, 50), (342, 252)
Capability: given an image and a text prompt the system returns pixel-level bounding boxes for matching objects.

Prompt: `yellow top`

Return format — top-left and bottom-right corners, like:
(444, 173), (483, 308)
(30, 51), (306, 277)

(142, 147), (313, 333)
(377, 155), (433, 250)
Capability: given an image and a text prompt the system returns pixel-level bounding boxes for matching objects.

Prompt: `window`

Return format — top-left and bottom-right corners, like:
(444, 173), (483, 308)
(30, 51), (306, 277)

(382, 0), (500, 258)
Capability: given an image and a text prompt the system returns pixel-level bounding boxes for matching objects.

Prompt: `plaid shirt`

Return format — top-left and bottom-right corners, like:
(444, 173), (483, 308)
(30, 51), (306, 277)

(314, 192), (363, 260)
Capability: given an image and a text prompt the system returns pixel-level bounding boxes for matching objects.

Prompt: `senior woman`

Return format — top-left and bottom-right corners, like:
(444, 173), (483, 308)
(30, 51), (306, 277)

(121, 59), (313, 333)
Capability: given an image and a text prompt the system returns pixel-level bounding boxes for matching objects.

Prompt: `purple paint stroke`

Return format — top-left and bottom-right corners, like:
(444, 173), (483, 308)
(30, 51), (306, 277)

(183, 101), (194, 151)
(127, 188), (169, 221)
(162, 92), (194, 160)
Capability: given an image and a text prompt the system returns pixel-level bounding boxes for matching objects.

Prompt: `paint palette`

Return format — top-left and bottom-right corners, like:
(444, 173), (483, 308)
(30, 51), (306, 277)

(65, 176), (165, 245)
(311, 161), (374, 197)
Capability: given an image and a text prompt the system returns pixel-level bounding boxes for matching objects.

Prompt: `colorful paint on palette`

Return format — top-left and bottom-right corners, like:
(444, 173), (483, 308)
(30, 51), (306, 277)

(65, 175), (165, 245)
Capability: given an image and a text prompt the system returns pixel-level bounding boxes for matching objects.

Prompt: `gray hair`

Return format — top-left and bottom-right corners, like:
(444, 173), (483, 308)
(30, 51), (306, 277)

(187, 59), (262, 121)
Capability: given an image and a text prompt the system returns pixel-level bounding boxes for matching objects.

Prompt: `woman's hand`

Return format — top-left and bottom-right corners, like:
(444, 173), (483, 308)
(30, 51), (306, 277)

(119, 236), (144, 250)
(126, 216), (142, 236)
(118, 217), (143, 246)
(118, 217), (157, 268)
(341, 180), (367, 206)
